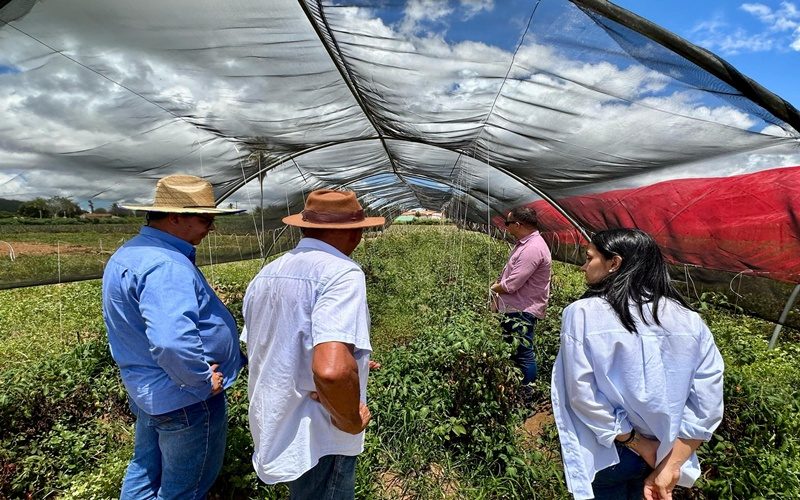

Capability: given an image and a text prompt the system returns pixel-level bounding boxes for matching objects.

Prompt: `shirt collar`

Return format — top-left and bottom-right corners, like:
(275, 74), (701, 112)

(140, 225), (197, 262)
(516, 230), (540, 245)
(297, 237), (353, 262)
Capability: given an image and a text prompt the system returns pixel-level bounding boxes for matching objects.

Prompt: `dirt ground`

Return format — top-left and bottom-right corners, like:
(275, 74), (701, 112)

(522, 409), (554, 437)
(0, 241), (99, 256)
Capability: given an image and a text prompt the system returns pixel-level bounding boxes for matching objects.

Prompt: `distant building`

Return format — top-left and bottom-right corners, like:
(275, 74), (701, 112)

(395, 209), (445, 223)
(80, 213), (114, 220)
(400, 209), (443, 219)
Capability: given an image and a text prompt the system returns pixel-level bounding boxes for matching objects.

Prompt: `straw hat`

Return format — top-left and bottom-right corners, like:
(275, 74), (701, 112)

(283, 190), (385, 229)
(122, 174), (244, 214)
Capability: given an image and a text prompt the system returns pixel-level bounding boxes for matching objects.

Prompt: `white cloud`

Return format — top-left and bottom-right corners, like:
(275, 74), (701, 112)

(559, 142), (800, 196)
(741, 3), (774, 20)
(691, 16), (774, 54)
(741, 2), (800, 31)
(400, 0), (454, 35)
(692, 2), (800, 54)
(459, 0), (494, 19)
(0, 0), (796, 218)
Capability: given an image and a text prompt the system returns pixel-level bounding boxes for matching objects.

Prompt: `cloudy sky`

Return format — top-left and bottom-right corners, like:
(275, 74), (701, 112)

(617, 0), (800, 107)
(0, 0), (798, 216)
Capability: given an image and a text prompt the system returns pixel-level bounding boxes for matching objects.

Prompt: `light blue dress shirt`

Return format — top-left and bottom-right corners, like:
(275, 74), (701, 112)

(102, 226), (243, 415)
(551, 296), (724, 499)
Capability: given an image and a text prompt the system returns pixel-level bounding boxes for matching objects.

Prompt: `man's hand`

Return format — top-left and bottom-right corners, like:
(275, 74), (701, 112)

(368, 359), (381, 371)
(330, 401), (371, 434)
(210, 363), (224, 395)
(309, 393), (371, 435)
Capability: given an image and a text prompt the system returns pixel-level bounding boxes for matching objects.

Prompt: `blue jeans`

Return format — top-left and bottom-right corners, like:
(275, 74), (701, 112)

(591, 443), (652, 500)
(500, 312), (538, 384)
(121, 392), (227, 500)
(288, 454), (357, 500)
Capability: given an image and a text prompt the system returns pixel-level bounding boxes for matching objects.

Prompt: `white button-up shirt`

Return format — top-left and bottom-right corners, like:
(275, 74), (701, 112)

(551, 296), (724, 499)
(242, 237), (372, 484)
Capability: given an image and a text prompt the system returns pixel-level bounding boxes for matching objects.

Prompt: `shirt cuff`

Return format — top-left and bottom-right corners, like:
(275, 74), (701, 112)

(498, 278), (516, 294)
(678, 421), (714, 441)
(599, 409), (632, 448)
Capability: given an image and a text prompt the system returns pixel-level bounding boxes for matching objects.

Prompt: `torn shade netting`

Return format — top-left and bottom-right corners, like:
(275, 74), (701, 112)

(0, 0), (798, 327)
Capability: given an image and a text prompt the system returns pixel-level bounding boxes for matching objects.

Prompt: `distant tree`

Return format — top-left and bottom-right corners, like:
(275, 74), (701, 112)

(18, 197), (51, 218)
(110, 203), (133, 217)
(93, 207), (108, 214)
(88, 199), (95, 213)
(47, 196), (82, 218)
(0, 198), (23, 213)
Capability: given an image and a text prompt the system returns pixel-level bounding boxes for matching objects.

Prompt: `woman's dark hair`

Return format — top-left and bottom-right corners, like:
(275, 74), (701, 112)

(582, 228), (691, 332)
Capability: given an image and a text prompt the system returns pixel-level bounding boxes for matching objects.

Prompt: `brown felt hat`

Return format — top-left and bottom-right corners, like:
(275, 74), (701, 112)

(122, 174), (244, 214)
(283, 190), (385, 229)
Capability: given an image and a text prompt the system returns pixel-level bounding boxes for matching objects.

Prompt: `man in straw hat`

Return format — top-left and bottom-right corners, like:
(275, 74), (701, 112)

(102, 174), (246, 499)
(242, 189), (384, 499)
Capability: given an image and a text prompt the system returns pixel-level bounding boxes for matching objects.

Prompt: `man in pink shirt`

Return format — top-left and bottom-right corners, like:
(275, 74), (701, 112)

(490, 207), (552, 390)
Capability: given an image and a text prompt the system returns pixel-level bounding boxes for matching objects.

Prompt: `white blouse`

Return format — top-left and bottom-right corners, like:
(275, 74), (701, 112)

(551, 296), (724, 499)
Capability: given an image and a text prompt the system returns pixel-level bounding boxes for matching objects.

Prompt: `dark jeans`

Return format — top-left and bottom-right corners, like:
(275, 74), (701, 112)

(500, 312), (538, 384)
(288, 454), (357, 500)
(592, 443), (652, 500)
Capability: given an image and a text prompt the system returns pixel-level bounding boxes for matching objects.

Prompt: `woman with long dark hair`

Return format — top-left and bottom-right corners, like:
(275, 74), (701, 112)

(551, 228), (724, 500)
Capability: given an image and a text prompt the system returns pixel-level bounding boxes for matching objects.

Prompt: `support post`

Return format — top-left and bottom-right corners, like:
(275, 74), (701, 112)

(769, 284), (800, 349)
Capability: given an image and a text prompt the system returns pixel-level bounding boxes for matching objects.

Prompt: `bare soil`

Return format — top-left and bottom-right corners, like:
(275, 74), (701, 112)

(0, 241), (98, 256)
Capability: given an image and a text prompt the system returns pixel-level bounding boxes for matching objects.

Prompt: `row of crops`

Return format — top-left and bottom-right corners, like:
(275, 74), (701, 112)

(1, 225), (799, 498)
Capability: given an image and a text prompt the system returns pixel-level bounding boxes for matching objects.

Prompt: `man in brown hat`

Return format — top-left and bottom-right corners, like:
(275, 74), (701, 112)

(102, 174), (246, 499)
(242, 189), (384, 499)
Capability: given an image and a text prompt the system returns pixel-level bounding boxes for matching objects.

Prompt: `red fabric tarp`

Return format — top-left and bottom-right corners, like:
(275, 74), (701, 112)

(499, 166), (800, 284)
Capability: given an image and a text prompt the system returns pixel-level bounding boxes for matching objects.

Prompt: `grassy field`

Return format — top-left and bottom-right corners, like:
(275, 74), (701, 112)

(0, 217), (281, 288)
(1, 225), (799, 498)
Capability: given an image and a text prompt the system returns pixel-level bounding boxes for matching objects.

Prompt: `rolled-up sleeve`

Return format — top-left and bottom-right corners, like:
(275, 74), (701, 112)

(561, 305), (632, 447)
(138, 262), (213, 400)
(679, 321), (724, 440)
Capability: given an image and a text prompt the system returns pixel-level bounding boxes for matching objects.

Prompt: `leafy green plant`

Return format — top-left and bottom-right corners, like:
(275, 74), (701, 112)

(1, 225), (799, 498)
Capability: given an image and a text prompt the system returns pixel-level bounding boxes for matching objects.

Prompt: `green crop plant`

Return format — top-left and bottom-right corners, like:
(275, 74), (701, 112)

(0, 225), (798, 498)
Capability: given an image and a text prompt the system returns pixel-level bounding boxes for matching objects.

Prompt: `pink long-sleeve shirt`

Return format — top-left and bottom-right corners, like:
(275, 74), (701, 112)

(497, 231), (552, 319)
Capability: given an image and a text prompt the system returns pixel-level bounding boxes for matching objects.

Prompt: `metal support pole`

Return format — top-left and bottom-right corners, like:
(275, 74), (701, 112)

(769, 283), (800, 349)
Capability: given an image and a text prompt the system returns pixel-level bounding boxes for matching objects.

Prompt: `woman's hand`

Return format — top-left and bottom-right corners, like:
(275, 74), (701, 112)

(632, 435), (659, 469)
(643, 461), (681, 500)
(616, 431), (659, 469)
(642, 438), (703, 500)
